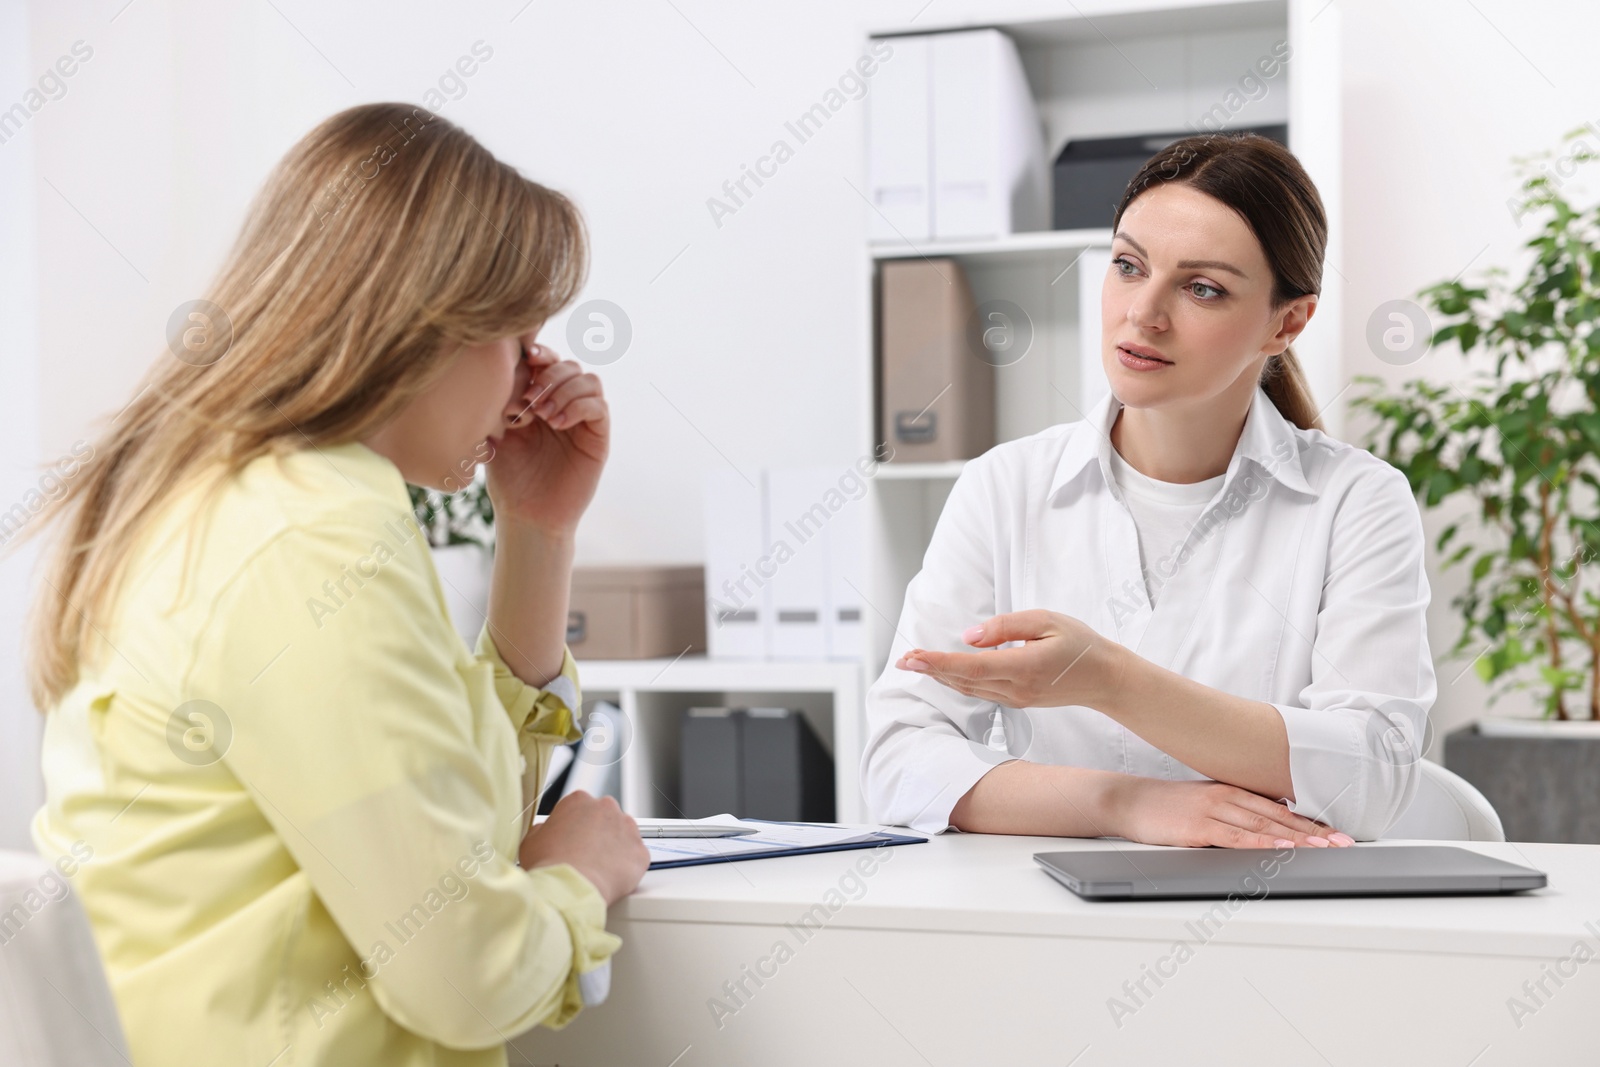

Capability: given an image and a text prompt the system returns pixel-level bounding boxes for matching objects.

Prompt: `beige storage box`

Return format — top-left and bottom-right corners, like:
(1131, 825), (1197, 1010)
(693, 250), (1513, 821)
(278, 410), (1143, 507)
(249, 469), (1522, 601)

(567, 565), (706, 660)
(877, 257), (995, 462)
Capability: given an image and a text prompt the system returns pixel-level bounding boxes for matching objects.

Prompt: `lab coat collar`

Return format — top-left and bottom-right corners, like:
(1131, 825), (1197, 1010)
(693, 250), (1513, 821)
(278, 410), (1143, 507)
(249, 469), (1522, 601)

(1048, 384), (1318, 503)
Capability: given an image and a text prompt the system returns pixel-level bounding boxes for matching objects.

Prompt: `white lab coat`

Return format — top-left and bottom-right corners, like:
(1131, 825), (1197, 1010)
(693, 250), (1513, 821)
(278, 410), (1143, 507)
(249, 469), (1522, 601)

(862, 384), (1436, 840)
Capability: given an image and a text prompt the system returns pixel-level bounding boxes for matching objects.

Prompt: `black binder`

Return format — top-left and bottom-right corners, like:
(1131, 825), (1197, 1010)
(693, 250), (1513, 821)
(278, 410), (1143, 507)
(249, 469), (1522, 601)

(679, 707), (835, 822)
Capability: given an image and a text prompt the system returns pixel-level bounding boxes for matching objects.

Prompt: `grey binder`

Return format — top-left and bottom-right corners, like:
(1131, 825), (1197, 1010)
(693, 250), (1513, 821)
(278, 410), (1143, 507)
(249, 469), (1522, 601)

(679, 707), (835, 821)
(680, 708), (742, 819)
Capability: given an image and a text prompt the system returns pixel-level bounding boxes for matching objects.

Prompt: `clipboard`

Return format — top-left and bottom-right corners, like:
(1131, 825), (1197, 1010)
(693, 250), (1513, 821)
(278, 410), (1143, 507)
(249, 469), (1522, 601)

(646, 820), (928, 870)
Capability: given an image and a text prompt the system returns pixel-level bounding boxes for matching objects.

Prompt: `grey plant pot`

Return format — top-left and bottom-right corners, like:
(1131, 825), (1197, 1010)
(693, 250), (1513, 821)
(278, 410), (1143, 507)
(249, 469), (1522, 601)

(1444, 721), (1600, 843)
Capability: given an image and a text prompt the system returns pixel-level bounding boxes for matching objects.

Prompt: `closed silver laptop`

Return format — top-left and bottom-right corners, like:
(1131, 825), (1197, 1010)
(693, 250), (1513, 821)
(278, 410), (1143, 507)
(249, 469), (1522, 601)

(1034, 845), (1547, 901)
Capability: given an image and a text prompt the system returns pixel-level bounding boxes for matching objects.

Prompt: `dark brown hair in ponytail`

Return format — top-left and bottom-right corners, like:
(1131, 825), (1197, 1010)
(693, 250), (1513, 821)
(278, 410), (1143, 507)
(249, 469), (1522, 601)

(1111, 131), (1327, 432)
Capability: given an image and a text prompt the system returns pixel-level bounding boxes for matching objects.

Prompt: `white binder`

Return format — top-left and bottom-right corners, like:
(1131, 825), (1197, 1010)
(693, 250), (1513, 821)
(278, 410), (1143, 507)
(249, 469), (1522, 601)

(930, 29), (1048, 240)
(826, 486), (865, 660)
(1078, 246), (1114, 414)
(703, 467), (768, 659)
(867, 34), (932, 242)
(765, 466), (835, 659)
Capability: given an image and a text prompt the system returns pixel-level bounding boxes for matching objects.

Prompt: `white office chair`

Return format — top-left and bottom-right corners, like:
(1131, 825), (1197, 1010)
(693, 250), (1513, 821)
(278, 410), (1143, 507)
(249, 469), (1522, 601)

(1381, 759), (1506, 842)
(0, 850), (130, 1066)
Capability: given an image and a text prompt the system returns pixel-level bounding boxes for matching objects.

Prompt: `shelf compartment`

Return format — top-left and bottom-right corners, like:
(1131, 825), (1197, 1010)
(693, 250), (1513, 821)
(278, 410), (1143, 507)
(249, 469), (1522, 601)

(870, 228), (1114, 264)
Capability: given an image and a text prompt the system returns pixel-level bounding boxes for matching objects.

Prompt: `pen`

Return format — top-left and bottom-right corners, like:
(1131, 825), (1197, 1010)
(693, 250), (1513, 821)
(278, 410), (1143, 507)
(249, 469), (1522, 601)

(638, 825), (760, 839)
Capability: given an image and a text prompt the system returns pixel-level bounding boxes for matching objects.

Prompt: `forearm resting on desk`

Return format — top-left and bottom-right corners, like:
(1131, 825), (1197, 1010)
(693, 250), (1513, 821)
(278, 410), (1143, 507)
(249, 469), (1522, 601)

(948, 761), (1347, 848)
(948, 761), (1121, 836)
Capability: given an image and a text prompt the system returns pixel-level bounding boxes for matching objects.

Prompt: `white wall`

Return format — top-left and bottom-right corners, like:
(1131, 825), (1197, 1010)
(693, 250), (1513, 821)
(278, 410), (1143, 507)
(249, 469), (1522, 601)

(10, 0), (1600, 839)
(1338, 0), (1600, 741)
(25, 0), (880, 567)
(1, 1), (44, 851)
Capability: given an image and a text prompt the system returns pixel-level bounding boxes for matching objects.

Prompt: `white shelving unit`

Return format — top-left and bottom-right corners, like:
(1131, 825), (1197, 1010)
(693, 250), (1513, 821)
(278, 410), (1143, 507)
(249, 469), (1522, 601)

(573, 656), (865, 822)
(871, 227), (1114, 263)
(873, 460), (970, 481)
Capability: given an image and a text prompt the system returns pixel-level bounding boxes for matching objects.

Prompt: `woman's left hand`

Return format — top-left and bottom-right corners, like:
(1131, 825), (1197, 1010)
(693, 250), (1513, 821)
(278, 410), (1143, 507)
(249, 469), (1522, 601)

(895, 609), (1126, 710)
(485, 338), (609, 535)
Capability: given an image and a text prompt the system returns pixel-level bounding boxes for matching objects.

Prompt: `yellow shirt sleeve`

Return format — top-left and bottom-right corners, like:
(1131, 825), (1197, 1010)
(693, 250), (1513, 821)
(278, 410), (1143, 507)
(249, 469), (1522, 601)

(474, 622), (583, 742)
(472, 622), (621, 1020)
(185, 515), (620, 1046)
(474, 623), (584, 838)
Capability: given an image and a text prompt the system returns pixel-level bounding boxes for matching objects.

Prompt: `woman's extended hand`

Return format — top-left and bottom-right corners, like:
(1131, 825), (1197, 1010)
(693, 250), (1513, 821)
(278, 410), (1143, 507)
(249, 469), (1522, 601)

(519, 791), (650, 905)
(485, 337), (609, 536)
(1109, 777), (1353, 849)
(896, 609), (1125, 710)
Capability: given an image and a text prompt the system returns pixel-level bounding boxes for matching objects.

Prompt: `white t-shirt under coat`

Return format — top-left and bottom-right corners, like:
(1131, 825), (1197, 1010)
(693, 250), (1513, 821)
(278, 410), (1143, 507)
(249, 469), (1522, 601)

(1105, 441), (1224, 607)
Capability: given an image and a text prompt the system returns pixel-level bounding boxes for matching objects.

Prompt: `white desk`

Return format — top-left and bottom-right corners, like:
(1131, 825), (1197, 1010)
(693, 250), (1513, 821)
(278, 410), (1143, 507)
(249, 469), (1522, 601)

(512, 834), (1598, 1066)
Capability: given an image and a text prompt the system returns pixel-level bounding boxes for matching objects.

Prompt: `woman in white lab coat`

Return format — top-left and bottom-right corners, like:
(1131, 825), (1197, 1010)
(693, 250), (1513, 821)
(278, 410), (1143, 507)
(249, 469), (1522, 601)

(862, 132), (1434, 847)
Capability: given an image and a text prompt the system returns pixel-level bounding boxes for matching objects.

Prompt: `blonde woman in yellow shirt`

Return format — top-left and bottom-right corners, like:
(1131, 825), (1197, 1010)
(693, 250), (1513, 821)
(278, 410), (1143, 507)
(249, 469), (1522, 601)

(18, 102), (650, 1066)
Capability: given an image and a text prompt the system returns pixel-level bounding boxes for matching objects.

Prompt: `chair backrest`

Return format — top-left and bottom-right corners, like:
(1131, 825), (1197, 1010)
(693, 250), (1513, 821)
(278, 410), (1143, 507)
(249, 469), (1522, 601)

(1382, 759), (1506, 842)
(0, 850), (129, 1066)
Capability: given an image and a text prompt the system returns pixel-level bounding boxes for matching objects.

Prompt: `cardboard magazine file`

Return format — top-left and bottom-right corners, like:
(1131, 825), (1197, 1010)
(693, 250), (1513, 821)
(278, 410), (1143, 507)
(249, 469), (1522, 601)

(877, 257), (995, 463)
(567, 565), (706, 660)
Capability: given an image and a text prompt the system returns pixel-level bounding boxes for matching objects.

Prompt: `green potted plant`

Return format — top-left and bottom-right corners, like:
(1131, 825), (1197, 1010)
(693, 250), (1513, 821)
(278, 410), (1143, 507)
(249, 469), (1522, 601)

(408, 474), (495, 645)
(1347, 125), (1600, 842)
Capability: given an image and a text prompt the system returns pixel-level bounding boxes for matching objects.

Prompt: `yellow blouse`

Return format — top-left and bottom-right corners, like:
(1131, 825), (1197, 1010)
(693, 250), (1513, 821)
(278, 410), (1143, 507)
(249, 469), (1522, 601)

(31, 440), (620, 1066)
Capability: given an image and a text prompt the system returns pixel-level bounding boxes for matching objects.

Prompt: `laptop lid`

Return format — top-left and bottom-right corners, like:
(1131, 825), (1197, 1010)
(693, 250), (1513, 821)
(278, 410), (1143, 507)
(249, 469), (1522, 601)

(1034, 845), (1547, 901)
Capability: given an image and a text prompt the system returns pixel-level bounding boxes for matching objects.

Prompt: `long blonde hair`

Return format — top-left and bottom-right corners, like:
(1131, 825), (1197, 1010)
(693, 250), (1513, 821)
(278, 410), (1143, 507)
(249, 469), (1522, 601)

(14, 102), (588, 711)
